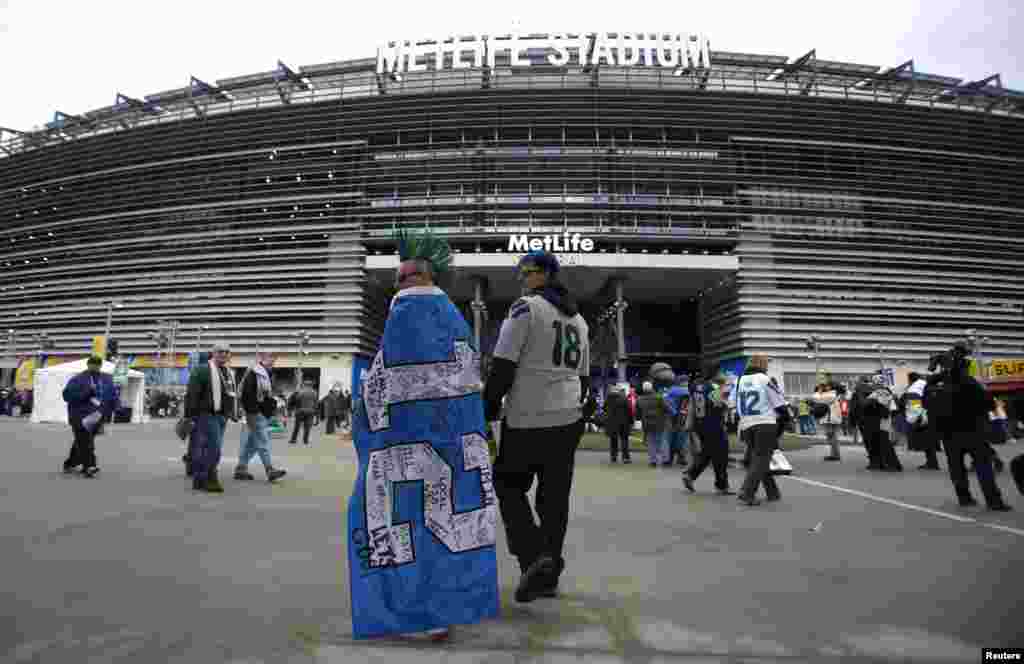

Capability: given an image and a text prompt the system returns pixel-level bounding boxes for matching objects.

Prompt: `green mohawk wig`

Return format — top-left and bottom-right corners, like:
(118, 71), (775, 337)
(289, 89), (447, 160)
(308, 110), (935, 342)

(393, 227), (453, 278)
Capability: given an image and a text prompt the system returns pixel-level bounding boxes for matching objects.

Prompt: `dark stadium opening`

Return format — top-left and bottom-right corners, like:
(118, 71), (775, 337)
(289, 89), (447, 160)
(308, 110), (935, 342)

(457, 296), (702, 384)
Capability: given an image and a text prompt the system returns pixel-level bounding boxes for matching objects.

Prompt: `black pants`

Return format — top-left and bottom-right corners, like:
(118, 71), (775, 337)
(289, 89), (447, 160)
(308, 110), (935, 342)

(493, 419), (584, 577)
(688, 425), (729, 490)
(942, 430), (1006, 507)
(739, 423), (780, 500)
(607, 424), (632, 460)
(290, 413), (314, 444)
(860, 420), (902, 470)
(909, 421), (940, 467)
(1011, 453), (1024, 496)
(64, 416), (97, 469)
(324, 415), (340, 434)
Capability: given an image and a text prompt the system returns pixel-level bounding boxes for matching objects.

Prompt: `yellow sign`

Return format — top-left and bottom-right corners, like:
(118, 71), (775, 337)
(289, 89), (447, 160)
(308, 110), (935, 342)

(92, 335), (108, 357)
(130, 353), (189, 369)
(990, 358), (1024, 381)
(14, 358), (35, 390)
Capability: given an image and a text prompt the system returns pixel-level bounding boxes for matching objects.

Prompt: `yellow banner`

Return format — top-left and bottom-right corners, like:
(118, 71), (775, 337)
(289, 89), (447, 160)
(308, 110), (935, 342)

(14, 359), (35, 390)
(990, 358), (1024, 381)
(130, 353), (189, 369)
(92, 335), (108, 357)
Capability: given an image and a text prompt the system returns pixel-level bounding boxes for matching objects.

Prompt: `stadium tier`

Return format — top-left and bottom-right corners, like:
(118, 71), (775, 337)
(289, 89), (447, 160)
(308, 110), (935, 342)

(2, 37), (1023, 392)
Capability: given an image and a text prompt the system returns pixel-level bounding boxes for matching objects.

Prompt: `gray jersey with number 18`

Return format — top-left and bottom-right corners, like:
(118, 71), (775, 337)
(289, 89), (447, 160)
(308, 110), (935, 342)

(492, 294), (590, 429)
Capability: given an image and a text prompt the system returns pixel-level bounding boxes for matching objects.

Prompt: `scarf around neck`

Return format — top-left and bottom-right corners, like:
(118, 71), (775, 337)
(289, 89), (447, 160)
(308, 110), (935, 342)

(209, 360), (223, 412)
(253, 362), (272, 401)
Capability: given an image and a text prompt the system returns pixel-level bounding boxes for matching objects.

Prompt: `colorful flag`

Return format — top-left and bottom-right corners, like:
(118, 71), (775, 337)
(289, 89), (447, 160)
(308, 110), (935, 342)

(347, 286), (499, 639)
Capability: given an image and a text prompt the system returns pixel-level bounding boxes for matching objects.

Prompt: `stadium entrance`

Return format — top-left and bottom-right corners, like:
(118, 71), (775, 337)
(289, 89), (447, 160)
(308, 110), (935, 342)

(365, 249), (738, 383)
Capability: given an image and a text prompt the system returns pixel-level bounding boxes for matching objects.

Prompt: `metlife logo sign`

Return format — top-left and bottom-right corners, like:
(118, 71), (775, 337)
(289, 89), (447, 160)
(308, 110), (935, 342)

(506, 233), (595, 253)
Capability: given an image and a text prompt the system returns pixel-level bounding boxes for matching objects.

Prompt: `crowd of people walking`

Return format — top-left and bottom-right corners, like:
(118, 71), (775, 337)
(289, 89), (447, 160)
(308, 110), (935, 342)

(28, 226), (1023, 643)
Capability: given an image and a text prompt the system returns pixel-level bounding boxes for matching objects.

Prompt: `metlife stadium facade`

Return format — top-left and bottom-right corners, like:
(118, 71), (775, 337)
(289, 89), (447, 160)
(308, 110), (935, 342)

(1, 33), (1023, 394)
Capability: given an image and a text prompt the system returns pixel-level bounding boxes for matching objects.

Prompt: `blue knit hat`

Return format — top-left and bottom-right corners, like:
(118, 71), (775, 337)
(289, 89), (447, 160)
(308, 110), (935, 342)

(517, 250), (560, 275)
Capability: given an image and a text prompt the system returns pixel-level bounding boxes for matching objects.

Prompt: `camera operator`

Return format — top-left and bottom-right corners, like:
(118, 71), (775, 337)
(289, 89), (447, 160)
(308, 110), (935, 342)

(923, 343), (1011, 511)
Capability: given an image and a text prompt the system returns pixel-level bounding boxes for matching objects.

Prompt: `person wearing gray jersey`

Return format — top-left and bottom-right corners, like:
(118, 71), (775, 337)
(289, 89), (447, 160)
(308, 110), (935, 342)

(485, 250), (595, 604)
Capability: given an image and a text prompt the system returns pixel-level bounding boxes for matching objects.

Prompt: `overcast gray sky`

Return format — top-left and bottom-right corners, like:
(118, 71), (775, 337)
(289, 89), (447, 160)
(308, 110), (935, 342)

(1, 0), (1021, 131)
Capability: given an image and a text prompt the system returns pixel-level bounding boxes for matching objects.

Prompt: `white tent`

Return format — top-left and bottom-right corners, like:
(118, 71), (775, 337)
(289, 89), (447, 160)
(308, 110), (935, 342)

(31, 359), (146, 424)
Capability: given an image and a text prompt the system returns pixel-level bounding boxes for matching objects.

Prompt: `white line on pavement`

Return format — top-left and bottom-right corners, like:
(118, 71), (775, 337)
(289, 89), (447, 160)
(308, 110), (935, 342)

(786, 476), (1024, 538)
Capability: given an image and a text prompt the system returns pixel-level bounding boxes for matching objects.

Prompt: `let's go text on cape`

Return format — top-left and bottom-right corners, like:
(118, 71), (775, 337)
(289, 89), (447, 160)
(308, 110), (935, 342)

(378, 32), (712, 75)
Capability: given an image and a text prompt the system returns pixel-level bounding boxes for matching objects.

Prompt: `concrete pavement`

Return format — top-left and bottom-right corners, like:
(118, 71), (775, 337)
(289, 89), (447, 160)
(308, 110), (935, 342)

(1, 417), (1022, 663)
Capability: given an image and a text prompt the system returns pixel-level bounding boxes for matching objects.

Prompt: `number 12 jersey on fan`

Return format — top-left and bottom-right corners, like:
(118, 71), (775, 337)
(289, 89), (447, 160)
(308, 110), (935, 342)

(493, 295), (590, 429)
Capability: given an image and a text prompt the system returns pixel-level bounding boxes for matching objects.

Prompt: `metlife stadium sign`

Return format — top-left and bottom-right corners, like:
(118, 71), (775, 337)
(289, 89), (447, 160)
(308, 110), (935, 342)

(377, 32), (711, 75)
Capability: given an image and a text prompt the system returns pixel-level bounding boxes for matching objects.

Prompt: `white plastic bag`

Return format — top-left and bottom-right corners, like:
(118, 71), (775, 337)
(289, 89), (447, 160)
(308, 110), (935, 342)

(769, 449), (792, 475)
(82, 410), (103, 433)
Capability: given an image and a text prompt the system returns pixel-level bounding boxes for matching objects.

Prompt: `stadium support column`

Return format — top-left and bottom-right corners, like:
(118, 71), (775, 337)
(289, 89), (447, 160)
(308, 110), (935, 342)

(470, 277), (487, 352)
(612, 278), (629, 383)
(469, 276), (489, 378)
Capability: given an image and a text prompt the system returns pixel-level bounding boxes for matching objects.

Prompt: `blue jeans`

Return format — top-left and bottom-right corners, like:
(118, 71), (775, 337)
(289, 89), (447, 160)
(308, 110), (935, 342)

(645, 429), (670, 464)
(238, 414), (273, 471)
(191, 415), (226, 482)
(669, 430), (689, 464)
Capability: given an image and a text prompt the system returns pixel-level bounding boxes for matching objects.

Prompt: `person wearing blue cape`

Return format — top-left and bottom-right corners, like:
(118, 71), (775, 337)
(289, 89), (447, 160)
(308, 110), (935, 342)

(347, 229), (500, 641)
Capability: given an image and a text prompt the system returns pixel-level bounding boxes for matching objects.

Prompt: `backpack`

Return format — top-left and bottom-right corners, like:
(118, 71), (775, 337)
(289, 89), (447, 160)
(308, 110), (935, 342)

(811, 401), (829, 419)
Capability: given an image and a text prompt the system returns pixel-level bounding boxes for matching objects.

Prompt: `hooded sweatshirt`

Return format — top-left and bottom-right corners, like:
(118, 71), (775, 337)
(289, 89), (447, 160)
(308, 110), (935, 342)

(486, 280), (590, 428)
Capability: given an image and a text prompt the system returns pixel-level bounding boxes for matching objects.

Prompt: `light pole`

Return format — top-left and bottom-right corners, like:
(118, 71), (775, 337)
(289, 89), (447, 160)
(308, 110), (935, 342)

(104, 300), (124, 339)
(871, 344), (886, 371)
(4, 329), (14, 387)
(613, 282), (628, 384)
(194, 324), (211, 354)
(965, 329), (991, 380)
(147, 321), (177, 385)
(295, 330), (312, 386)
(805, 334), (821, 383)
(32, 332), (54, 370)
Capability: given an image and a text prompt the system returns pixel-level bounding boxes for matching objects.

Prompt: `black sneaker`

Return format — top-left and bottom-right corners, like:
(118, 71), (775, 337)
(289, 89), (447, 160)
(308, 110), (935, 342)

(622, 458), (632, 464)
(537, 581), (559, 599)
(682, 476), (695, 493)
(234, 469), (255, 481)
(515, 555), (556, 603)
(62, 464), (80, 474)
(958, 496), (978, 507)
(716, 488), (736, 496)
(82, 467), (100, 478)
(988, 503), (1012, 512)
(738, 495), (761, 506)
(267, 469), (287, 482)
(823, 455), (840, 461)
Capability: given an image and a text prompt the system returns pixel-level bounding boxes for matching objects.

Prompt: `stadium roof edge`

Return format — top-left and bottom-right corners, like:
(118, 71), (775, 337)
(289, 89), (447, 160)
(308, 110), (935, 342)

(3, 47), (1022, 155)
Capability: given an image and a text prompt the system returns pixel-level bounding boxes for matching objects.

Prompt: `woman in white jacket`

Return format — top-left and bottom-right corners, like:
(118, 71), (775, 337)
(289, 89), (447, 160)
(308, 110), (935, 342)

(813, 384), (843, 461)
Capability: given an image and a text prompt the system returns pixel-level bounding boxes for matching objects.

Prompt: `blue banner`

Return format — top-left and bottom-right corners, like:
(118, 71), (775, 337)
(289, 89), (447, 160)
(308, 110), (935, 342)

(348, 288), (499, 639)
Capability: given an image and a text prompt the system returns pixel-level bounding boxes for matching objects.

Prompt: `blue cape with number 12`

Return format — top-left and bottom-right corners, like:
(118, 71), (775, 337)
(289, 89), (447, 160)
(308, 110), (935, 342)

(347, 286), (499, 639)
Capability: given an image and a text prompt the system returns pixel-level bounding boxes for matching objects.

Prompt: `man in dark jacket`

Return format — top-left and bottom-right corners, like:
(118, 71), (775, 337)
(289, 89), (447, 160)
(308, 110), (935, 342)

(184, 341), (237, 492)
(288, 379), (319, 445)
(62, 355), (116, 477)
(603, 384), (633, 463)
(339, 389), (352, 431)
(683, 373), (734, 495)
(637, 381), (671, 467)
(924, 344), (1011, 510)
(320, 383), (344, 434)
(851, 375), (902, 471)
(234, 351), (287, 482)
